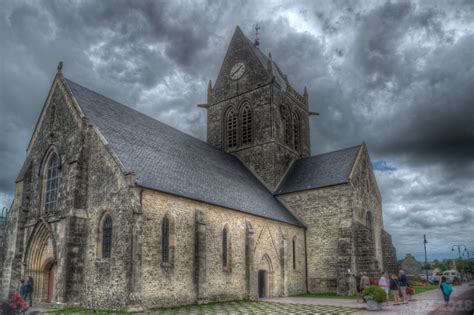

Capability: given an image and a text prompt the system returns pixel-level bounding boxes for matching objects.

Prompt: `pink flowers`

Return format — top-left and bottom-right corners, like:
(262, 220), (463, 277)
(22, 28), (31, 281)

(8, 294), (29, 313)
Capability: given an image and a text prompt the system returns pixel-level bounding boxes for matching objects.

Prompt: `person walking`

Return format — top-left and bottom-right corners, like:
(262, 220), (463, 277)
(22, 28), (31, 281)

(25, 277), (33, 307)
(378, 272), (390, 305)
(390, 274), (401, 305)
(19, 279), (26, 299)
(356, 272), (363, 303)
(398, 270), (409, 304)
(440, 276), (453, 306)
(359, 272), (371, 303)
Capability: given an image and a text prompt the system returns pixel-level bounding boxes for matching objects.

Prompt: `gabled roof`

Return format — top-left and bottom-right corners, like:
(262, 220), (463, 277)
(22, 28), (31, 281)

(64, 78), (303, 226)
(276, 145), (361, 195)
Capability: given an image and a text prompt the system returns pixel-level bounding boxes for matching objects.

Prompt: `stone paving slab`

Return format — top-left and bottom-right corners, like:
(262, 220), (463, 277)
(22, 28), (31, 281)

(151, 301), (363, 314)
(267, 281), (474, 315)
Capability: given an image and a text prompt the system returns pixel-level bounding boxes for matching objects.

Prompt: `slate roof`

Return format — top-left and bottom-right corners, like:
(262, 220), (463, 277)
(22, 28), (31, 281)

(276, 145), (361, 195)
(65, 78), (303, 226)
(240, 30), (288, 90)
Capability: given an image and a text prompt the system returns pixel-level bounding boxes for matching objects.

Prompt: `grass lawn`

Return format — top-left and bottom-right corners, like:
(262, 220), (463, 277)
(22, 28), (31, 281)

(412, 284), (438, 294)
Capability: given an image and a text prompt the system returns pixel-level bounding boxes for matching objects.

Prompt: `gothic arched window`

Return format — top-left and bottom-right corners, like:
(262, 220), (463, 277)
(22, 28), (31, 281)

(225, 108), (238, 148)
(280, 105), (292, 147)
(292, 237), (296, 270)
(102, 215), (113, 258)
(222, 226), (228, 267)
(292, 112), (301, 152)
(241, 104), (253, 144)
(44, 152), (59, 215)
(162, 216), (170, 263)
(366, 212), (373, 240)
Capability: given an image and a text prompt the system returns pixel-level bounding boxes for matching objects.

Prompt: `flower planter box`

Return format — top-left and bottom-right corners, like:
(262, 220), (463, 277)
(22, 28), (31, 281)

(366, 297), (383, 311)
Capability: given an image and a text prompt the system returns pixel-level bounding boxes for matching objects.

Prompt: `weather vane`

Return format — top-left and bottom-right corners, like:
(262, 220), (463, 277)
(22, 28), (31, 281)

(254, 24), (261, 47)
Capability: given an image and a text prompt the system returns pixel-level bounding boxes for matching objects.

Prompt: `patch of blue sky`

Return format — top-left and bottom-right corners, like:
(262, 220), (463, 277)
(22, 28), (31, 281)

(373, 160), (397, 172)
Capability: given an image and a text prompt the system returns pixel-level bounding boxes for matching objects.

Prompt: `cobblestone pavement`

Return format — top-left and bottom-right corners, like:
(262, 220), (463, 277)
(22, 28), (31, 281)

(268, 281), (474, 315)
(151, 301), (363, 314)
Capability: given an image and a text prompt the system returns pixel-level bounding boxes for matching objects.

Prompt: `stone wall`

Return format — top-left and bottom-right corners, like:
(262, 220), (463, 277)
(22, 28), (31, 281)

(349, 145), (384, 273)
(381, 230), (399, 275)
(138, 189), (306, 309)
(278, 184), (353, 294)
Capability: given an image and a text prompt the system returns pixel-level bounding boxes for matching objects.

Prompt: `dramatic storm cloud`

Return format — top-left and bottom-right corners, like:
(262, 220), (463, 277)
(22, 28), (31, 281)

(1, 0), (473, 260)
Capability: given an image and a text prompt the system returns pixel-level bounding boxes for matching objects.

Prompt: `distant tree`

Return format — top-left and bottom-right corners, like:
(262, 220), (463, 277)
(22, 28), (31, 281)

(432, 261), (449, 272)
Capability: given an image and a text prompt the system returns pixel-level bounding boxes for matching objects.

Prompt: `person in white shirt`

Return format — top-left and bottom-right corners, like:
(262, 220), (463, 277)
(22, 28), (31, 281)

(378, 272), (390, 305)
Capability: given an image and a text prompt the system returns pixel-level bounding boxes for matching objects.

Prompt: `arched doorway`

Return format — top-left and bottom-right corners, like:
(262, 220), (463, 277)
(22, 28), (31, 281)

(257, 254), (273, 298)
(42, 259), (54, 302)
(24, 222), (56, 303)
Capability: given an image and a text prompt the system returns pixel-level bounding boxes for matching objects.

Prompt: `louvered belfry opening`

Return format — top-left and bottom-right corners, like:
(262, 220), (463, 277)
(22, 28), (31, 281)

(241, 104), (252, 144)
(292, 112), (300, 152)
(226, 109), (238, 148)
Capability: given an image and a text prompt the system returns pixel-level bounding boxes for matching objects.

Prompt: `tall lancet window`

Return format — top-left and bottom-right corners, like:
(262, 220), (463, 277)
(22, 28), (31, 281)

(44, 152), (59, 215)
(226, 108), (238, 148)
(241, 104), (253, 144)
(222, 227), (228, 267)
(162, 216), (170, 263)
(102, 215), (113, 258)
(292, 112), (301, 152)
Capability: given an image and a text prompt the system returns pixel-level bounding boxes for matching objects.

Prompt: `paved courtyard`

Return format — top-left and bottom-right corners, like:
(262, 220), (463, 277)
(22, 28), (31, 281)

(151, 301), (362, 314)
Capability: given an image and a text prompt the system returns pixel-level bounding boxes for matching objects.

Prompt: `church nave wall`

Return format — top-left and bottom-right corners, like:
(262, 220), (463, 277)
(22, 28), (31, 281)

(139, 189), (306, 309)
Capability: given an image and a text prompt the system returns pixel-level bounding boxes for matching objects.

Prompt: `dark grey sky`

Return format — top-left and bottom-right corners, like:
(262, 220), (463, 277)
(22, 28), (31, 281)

(1, 0), (473, 261)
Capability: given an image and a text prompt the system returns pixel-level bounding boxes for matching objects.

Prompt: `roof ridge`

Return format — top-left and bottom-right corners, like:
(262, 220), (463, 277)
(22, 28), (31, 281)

(65, 78), (213, 148)
(305, 144), (362, 160)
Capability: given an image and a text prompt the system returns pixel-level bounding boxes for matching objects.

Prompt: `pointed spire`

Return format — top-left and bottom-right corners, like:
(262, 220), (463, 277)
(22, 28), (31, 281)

(268, 52), (272, 59)
(235, 25), (243, 35)
(267, 57), (273, 73)
(207, 80), (213, 104)
(303, 86), (308, 104)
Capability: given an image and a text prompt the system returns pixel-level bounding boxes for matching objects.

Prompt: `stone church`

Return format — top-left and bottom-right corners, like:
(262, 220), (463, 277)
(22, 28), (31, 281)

(0, 26), (398, 310)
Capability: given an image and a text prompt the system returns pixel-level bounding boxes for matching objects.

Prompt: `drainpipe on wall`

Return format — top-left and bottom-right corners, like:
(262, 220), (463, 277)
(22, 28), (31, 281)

(304, 228), (308, 293)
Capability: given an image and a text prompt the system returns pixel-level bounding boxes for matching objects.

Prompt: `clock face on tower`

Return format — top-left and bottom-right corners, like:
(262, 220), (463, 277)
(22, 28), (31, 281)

(230, 62), (246, 80)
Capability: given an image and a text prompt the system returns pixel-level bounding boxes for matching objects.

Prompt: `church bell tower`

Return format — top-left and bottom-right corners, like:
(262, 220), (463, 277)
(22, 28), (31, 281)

(206, 26), (311, 191)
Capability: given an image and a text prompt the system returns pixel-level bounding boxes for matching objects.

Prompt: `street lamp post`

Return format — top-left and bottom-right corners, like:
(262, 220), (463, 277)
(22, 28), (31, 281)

(452, 245), (467, 259)
(424, 234), (429, 281)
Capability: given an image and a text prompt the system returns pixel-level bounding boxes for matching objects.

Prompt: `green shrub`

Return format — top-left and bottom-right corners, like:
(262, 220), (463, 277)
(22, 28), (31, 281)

(363, 285), (387, 303)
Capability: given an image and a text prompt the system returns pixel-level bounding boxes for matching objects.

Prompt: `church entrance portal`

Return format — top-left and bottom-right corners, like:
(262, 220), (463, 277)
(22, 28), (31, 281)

(257, 254), (273, 298)
(258, 270), (266, 298)
(24, 222), (56, 303)
(43, 259), (54, 302)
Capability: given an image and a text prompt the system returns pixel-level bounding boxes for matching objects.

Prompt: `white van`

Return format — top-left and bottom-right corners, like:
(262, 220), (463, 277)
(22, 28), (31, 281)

(443, 270), (460, 280)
